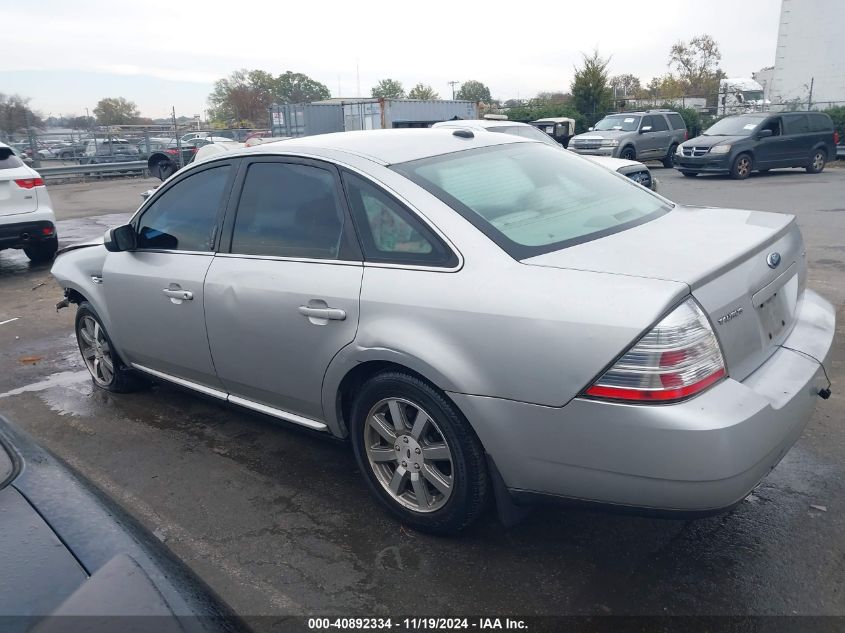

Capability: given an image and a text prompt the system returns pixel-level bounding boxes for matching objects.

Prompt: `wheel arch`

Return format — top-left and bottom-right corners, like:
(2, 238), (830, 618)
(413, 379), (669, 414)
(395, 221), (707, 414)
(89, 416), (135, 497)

(323, 351), (469, 440)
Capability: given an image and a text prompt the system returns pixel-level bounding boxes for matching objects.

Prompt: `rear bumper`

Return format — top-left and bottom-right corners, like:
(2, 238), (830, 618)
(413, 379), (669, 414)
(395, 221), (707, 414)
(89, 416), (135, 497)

(450, 289), (835, 514)
(675, 154), (731, 174)
(0, 215), (56, 249)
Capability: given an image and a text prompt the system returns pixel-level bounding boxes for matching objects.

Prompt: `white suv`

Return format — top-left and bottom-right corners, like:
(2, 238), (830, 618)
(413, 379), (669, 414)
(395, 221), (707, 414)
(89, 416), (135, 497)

(0, 142), (58, 262)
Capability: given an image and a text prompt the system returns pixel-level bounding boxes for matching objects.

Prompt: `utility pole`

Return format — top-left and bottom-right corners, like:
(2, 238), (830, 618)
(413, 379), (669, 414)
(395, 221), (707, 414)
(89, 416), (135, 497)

(807, 77), (814, 111)
(172, 106), (183, 168)
(448, 81), (460, 100)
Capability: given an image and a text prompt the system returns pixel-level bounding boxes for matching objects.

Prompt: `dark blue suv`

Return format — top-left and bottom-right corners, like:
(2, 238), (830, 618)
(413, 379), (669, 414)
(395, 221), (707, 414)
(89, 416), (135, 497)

(675, 111), (836, 179)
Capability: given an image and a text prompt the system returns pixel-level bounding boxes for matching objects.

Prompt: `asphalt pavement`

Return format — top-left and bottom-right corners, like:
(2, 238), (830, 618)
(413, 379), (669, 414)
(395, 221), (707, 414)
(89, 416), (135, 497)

(0, 167), (843, 622)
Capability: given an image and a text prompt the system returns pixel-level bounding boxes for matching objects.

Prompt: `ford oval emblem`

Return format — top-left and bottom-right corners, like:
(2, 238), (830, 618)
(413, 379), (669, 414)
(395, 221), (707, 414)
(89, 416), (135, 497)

(767, 252), (781, 269)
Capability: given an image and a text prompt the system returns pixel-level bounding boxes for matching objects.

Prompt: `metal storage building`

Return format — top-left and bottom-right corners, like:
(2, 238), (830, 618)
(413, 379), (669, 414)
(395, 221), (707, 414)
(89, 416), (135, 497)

(269, 98), (478, 137)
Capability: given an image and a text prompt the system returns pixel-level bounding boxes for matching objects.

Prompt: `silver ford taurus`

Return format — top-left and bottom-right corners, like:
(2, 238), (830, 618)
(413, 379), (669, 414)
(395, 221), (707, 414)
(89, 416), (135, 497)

(51, 129), (835, 534)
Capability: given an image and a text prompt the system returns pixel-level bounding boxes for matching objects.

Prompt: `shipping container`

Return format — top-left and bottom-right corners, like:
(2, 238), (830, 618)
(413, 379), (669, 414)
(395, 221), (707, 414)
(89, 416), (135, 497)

(269, 103), (344, 137)
(342, 99), (479, 130)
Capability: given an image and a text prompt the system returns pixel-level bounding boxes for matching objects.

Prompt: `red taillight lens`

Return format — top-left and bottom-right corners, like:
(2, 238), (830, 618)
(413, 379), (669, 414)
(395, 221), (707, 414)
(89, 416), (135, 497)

(684, 130), (689, 141)
(42, 226), (54, 236)
(584, 298), (726, 403)
(165, 149), (179, 155)
(835, 131), (840, 145)
(14, 178), (45, 189)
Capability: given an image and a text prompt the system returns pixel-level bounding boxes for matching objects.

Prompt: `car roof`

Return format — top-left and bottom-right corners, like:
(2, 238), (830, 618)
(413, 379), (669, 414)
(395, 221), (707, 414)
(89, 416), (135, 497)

(237, 128), (530, 165)
(432, 119), (521, 130)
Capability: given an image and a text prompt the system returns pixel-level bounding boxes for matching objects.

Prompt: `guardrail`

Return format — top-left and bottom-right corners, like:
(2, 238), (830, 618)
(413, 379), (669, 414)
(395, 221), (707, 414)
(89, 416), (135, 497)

(37, 161), (148, 181)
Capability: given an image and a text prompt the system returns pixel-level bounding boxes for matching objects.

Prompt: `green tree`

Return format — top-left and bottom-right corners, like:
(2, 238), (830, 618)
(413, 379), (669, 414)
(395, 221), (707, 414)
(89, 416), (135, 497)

(570, 50), (612, 124)
(408, 83), (439, 100)
(0, 93), (42, 137)
(208, 69), (276, 126)
(669, 34), (724, 97)
(274, 71), (331, 104)
(609, 74), (642, 98)
(93, 97), (139, 125)
(456, 80), (492, 103)
(371, 79), (405, 99)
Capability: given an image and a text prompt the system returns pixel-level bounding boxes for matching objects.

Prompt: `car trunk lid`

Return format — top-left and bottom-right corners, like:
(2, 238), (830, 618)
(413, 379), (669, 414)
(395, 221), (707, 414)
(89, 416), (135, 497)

(524, 205), (806, 381)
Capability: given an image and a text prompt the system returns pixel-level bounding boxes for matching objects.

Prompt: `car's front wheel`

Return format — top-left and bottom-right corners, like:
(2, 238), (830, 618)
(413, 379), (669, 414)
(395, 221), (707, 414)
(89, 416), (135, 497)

(75, 302), (145, 393)
(730, 153), (753, 180)
(350, 371), (489, 534)
(662, 144), (678, 168)
(806, 149), (826, 174)
(620, 146), (636, 161)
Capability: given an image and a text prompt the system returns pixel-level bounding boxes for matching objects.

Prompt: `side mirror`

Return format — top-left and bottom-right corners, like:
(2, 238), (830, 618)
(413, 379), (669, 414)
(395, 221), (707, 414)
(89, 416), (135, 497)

(104, 224), (137, 252)
(756, 129), (773, 139)
(640, 126), (653, 134)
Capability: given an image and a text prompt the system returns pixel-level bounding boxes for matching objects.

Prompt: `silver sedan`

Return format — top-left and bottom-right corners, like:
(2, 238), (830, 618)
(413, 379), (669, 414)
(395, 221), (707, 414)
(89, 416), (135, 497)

(52, 129), (835, 533)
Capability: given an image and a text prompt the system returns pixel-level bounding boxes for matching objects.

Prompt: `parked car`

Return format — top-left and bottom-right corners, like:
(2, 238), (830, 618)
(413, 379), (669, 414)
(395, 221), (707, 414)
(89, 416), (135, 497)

(181, 132), (235, 144)
(52, 129), (835, 534)
(146, 140), (207, 180)
(530, 117), (577, 147)
(136, 137), (175, 159)
(0, 415), (244, 630)
(569, 109), (688, 167)
(675, 111), (837, 179)
(9, 145), (34, 167)
(0, 142), (58, 262)
(84, 138), (140, 164)
(432, 119), (658, 190)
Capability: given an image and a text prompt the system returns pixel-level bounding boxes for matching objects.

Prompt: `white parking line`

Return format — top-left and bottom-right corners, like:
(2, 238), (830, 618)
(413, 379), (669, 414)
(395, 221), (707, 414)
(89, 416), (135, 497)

(0, 318), (20, 326)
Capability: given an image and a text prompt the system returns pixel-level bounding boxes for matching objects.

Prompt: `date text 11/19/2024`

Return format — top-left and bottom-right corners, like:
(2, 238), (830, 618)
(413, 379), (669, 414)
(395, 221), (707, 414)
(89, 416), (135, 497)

(307, 617), (529, 630)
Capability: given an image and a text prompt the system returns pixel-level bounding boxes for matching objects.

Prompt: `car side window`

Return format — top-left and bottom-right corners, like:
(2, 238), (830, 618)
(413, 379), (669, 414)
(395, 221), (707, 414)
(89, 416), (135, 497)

(343, 172), (457, 267)
(651, 115), (670, 132)
(808, 113), (832, 133)
(784, 114), (810, 135)
(667, 113), (685, 130)
(136, 164), (231, 251)
(641, 116), (654, 131)
(760, 118), (782, 136)
(230, 162), (345, 260)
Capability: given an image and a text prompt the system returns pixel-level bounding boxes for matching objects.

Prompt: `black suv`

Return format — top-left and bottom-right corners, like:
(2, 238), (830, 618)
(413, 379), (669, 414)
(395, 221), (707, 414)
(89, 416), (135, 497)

(675, 111), (836, 179)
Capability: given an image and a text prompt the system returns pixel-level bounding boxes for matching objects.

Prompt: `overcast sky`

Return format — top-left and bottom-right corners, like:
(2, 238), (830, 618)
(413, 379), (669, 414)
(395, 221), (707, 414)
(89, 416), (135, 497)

(1, 0), (783, 119)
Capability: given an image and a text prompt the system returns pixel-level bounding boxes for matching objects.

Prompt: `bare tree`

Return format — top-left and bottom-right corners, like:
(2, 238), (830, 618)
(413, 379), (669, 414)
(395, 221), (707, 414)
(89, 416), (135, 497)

(669, 34), (724, 96)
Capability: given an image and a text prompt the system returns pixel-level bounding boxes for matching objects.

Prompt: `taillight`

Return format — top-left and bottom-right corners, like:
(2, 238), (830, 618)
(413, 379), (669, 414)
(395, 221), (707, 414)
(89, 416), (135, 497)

(684, 130), (689, 141)
(584, 297), (725, 403)
(14, 178), (45, 189)
(165, 149), (179, 155)
(835, 131), (840, 145)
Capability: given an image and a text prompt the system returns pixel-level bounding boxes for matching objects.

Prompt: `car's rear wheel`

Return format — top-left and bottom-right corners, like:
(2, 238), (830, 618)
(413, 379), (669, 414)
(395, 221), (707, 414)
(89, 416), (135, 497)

(75, 302), (145, 393)
(150, 158), (177, 181)
(662, 144), (678, 168)
(730, 153), (753, 180)
(24, 237), (58, 263)
(350, 371), (489, 534)
(620, 146), (636, 161)
(806, 149), (826, 174)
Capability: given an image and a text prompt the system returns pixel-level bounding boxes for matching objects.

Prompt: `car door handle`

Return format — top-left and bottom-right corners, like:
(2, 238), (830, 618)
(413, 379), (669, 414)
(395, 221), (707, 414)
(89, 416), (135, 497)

(298, 306), (346, 320)
(162, 289), (193, 300)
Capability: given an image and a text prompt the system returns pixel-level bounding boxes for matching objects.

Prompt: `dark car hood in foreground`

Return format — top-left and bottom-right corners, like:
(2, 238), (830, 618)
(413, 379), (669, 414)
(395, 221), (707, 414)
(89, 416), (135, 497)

(0, 415), (246, 633)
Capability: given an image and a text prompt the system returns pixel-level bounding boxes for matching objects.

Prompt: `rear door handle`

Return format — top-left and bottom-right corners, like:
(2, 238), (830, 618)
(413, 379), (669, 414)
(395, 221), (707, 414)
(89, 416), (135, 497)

(162, 289), (193, 301)
(298, 306), (346, 321)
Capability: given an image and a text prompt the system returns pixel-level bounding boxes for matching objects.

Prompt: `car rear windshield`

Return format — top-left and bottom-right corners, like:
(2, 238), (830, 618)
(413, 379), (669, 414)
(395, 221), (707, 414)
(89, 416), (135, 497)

(487, 125), (560, 147)
(0, 148), (24, 169)
(593, 115), (641, 131)
(703, 115), (765, 136)
(393, 143), (671, 259)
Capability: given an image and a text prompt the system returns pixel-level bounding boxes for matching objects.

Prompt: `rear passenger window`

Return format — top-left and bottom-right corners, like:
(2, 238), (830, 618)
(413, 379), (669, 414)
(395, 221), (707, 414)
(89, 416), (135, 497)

(343, 172), (457, 267)
(808, 114), (832, 132)
(667, 113), (686, 130)
(784, 115), (810, 135)
(0, 148), (24, 169)
(231, 162), (346, 260)
(650, 115), (670, 132)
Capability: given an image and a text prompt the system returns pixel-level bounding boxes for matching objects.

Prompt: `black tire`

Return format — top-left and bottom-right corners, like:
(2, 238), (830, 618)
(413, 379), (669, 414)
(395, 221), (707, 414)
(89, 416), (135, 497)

(350, 371), (489, 534)
(151, 159), (177, 181)
(681, 171), (698, 178)
(24, 237), (58, 263)
(730, 153), (753, 180)
(75, 302), (146, 393)
(662, 144), (678, 168)
(806, 148), (826, 174)
(620, 146), (636, 161)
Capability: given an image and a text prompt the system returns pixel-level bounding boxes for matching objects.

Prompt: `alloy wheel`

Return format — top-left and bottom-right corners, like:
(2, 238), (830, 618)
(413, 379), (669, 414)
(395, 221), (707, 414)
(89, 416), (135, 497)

(812, 151), (825, 171)
(736, 156), (751, 178)
(78, 315), (115, 386)
(364, 397), (454, 513)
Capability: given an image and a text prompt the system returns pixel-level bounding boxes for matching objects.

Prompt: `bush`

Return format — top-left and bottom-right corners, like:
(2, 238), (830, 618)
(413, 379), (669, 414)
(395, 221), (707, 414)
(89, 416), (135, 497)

(824, 106), (845, 140)
(657, 103), (702, 137)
